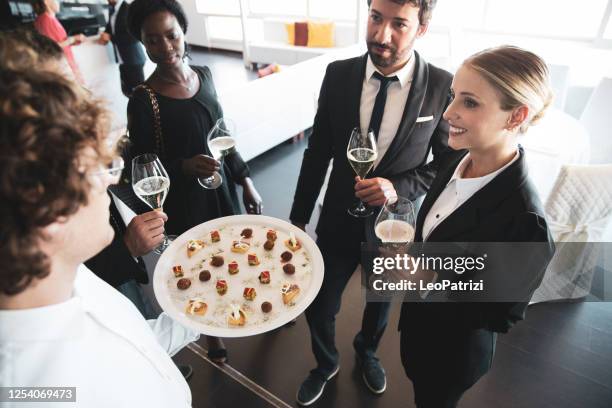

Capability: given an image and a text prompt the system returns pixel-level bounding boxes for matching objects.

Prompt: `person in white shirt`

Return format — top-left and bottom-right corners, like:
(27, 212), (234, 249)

(0, 53), (198, 407)
(398, 46), (555, 408)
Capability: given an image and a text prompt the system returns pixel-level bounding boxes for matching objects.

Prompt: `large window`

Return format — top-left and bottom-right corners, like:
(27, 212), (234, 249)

(605, 15), (612, 39)
(433, 0), (610, 40)
(195, 0), (240, 16)
(483, 0), (609, 39)
(309, 0), (357, 21)
(249, 0), (307, 16)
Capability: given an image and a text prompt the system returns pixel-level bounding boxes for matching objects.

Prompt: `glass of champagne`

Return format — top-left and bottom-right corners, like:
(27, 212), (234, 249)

(132, 154), (171, 254)
(347, 127), (378, 217)
(198, 118), (237, 189)
(374, 196), (416, 243)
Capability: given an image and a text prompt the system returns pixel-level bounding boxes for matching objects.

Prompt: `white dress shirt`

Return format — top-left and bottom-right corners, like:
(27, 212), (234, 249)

(0, 265), (199, 408)
(109, 0), (125, 35)
(360, 53), (416, 168)
(422, 150), (520, 241)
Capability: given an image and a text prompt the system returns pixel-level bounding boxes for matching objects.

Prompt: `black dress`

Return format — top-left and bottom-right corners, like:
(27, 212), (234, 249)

(127, 66), (249, 235)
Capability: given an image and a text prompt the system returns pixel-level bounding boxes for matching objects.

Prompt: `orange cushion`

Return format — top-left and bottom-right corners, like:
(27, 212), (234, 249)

(307, 21), (335, 48)
(285, 23), (295, 45)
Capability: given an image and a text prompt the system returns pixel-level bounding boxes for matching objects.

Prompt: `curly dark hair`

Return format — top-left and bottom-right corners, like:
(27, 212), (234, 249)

(0, 66), (112, 296)
(127, 0), (188, 42)
(0, 29), (63, 70)
(367, 0), (438, 26)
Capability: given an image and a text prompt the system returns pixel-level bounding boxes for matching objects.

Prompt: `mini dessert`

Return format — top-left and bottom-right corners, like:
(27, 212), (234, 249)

(177, 278), (191, 290)
(185, 298), (207, 315)
(210, 230), (221, 243)
(263, 240), (275, 251)
(240, 228), (253, 239)
(243, 287), (257, 301)
(281, 283), (300, 304)
(210, 255), (224, 267)
(228, 305), (246, 326)
(228, 261), (239, 275)
(216, 279), (228, 295)
(231, 240), (250, 253)
(284, 232), (302, 252)
(261, 301), (272, 313)
(247, 253), (260, 266)
(280, 251), (293, 263)
(258, 270), (271, 284)
(199, 270), (211, 282)
(266, 229), (277, 241)
(283, 263), (295, 275)
(172, 265), (184, 278)
(187, 239), (205, 258)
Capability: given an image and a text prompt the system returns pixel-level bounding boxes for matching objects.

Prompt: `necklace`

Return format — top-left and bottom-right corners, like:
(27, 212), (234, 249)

(157, 70), (196, 91)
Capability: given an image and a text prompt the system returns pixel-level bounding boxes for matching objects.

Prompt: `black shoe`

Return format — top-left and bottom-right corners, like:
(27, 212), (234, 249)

(356, 355), (386, 394)
(207, 347), (228, 364)
(296, 366), (339, 406)
(179, 364), (193, 381)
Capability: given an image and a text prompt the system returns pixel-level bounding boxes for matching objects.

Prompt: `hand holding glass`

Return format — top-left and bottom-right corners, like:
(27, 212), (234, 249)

(132, 153), (171, 254)
(347, 127), (378, 217)
(374, 196), (416, 243)
(198, 118), (237, 189)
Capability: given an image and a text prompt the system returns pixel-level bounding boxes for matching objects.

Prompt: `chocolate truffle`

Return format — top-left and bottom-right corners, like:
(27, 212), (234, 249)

(210, 255), (224, 267)
(177, 278), (191, 290)
(280, 251), (293, 262)
(199, 270), (211, 282)
(261, 301), (273, 313)
(283, 263), (295, 275)
(241, 228), (253, 238)
(263, 240), (275, 251)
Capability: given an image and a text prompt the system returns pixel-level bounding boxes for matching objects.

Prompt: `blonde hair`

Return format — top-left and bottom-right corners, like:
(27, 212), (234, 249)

(463, 45), (553, 134)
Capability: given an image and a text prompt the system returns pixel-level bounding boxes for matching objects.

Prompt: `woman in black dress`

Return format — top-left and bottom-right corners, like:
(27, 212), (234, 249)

(126, 0), (262, 363)
(398, 46), (556, 407)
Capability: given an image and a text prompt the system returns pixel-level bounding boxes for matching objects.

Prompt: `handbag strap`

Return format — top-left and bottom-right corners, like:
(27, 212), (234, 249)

(135, 84), (165, 158)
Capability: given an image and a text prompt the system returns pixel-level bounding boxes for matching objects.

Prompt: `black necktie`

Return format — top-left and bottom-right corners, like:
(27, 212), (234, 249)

(368, 71), (399, 140)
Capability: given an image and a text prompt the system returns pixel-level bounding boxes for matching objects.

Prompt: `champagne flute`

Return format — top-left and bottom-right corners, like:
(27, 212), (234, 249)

(374, 196), (416, 243)
(132, 154), (171, 254)
(198, 118), (237, 189)
(347, 127), (378, 217)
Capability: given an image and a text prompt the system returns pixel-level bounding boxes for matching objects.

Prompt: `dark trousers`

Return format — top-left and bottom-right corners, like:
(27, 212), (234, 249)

(400, 326), (496, 408)
(305, 241), (391, 377)
(119, 63), (145, 97)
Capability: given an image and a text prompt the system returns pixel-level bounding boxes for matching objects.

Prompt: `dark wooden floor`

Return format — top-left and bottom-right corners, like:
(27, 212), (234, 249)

(134, 48), (612, 408)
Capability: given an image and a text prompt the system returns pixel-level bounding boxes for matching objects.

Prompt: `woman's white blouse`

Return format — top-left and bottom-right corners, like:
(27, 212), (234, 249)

(422, 150), (520, 241)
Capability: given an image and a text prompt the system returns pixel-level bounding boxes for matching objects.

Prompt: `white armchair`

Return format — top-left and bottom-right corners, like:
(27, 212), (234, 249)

(581, 77), (612, 164)
(531, 164), (612, 303)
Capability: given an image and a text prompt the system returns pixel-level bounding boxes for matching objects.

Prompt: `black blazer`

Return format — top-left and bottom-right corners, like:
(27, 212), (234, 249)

(105, 1), (145, 65)
(398, 147), (555, 333)
(290, 52), (453, 248)
(85, 184), (150, 288)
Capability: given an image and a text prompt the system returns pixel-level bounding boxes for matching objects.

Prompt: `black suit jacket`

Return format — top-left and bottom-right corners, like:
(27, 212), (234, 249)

(85, 184), (150, 288)
(290, 52), (453, 249)
(105, 1), (145, 65)
(399, 146), (555, 333)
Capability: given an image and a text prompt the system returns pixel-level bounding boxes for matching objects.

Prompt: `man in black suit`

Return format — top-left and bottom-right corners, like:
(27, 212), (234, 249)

(97, 0), (145, 97)
(290, 0), (451, 405)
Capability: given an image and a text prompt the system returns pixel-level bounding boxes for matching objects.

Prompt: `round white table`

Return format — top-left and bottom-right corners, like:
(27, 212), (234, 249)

(519, 108), (591, 202)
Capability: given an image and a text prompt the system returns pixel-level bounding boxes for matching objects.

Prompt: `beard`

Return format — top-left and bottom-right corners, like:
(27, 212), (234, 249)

(366, 38), (415, 70)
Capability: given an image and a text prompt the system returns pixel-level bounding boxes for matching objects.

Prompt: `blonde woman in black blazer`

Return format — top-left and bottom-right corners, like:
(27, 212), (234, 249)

(398, 46), (555, 408)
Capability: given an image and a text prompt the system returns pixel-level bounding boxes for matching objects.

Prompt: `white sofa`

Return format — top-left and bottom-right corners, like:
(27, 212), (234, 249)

(248, 18), (358, 66)
(220, 44), (365, 161)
